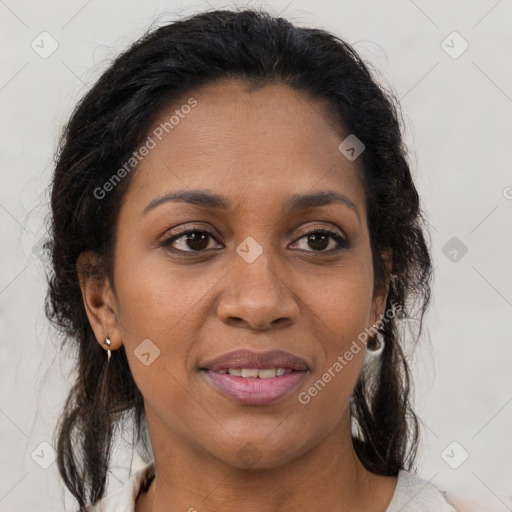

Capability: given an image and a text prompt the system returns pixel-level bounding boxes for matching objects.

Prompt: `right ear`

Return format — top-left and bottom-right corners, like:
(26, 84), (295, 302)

(76, 251), (122, 354)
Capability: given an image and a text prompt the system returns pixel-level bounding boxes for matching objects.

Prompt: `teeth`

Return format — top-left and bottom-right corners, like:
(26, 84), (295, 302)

(258, 368), (277, 379)
(223, 368), (292, 378)
(241, 368), (259, 378)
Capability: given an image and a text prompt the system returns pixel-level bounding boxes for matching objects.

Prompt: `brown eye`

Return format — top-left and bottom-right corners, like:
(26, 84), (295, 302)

(307, 232), (330, 251)
(291, 228), (349, 253)
(162, 230), (221, 252)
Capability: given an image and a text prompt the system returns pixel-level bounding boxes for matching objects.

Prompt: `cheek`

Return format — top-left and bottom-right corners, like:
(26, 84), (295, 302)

(112, 249), (234, 418)
(287, 319), (366, 457)
(112, 247), (222, 343)
(111, 251), (200, 396)
(297, 257), (374, 343)
(295, 261), (372, 409)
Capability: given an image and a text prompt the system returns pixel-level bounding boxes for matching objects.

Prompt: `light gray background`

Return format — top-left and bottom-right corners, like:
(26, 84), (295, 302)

(1, 1), (511, 511)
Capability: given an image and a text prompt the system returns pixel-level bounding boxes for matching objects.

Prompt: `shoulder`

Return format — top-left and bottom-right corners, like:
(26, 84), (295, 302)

(82, 460), (155, 512)
(386, 470), (459, 512)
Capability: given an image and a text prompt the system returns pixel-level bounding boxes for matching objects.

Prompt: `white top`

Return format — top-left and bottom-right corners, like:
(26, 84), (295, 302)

(84, 460), (458, 512)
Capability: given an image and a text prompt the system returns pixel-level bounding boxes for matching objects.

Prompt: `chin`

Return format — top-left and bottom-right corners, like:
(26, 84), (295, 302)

(207, 433), (310, 470)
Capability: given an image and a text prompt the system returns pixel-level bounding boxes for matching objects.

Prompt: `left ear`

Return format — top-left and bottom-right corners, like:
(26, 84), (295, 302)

(371, 247), (393, 325)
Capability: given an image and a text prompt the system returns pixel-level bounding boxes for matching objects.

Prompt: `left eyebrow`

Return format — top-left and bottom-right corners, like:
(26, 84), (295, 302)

(287, 190), (360, 224)
(142, 189), (360, 224)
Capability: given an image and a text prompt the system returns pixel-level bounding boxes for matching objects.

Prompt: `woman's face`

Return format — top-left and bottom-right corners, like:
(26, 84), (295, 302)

(100, 79), (390, 468)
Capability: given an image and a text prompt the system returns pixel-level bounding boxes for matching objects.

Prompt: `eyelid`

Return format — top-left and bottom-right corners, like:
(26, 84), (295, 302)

(160, 223), (342, 241)
(159, 224), (224, 252)
(160, 223), (222, 241)
(160, 223), (349, 253)
(293, 224), (345, 239)
(290, 225), (349, 251)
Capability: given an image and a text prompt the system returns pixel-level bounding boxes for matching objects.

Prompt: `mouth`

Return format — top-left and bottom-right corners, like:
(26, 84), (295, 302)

(199, 349), (309, 405)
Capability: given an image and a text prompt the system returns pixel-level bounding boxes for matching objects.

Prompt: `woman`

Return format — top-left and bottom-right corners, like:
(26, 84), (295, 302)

(47, 8), (457, 512)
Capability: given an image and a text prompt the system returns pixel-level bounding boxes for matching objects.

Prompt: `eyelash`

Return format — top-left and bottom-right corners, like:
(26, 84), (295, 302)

(160, 226), (349, 254)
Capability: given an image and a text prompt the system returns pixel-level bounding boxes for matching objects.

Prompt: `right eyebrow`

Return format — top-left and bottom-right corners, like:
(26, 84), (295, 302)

(142, 190), (230, 216)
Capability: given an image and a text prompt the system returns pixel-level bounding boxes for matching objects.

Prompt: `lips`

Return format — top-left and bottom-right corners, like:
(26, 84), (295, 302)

(200, 349), (309, 372)
(200, 349), (309, 405)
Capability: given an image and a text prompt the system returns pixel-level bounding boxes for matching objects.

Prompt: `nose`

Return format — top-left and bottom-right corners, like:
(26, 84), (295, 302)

(216, 250), (299, 331)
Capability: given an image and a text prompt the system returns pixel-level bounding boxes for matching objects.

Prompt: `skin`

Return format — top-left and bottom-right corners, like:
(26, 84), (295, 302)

(79, 78), (395, 512)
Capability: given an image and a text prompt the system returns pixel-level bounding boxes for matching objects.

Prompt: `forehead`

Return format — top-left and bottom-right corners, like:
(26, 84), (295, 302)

(123, 78), (366, 216)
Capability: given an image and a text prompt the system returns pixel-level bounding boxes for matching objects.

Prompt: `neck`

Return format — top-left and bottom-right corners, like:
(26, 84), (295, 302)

(136, 410), (397, 512)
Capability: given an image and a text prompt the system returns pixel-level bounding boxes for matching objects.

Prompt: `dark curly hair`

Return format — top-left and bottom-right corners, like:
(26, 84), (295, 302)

(46, 8), (432, 510)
